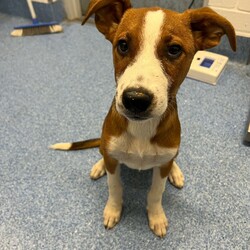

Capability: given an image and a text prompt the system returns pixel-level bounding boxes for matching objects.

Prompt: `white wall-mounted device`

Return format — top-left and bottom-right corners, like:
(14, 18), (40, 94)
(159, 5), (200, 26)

(187, 51), (229, 85)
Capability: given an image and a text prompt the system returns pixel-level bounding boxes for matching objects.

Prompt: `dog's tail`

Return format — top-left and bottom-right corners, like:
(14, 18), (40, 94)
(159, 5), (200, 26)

(49, 138), (101, 151)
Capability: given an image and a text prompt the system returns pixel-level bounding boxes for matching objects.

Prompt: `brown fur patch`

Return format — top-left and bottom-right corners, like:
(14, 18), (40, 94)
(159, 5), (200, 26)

(100, 100), (128, 173)
(151, 98), (181, 149)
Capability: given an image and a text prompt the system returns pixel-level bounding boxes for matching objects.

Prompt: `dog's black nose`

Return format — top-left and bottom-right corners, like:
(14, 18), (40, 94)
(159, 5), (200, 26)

(122, 88), (153, 114)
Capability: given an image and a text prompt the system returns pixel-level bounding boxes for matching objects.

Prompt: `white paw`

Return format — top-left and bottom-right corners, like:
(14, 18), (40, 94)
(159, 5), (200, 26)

(148, 210), (168, 237)
(103, 203), (122, 229)
(90, 158), (106, 180)
(168, 161), (184, 189)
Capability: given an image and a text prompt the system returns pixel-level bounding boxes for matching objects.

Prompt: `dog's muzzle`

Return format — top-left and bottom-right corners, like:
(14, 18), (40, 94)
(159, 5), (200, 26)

(122, 87), (153, 120)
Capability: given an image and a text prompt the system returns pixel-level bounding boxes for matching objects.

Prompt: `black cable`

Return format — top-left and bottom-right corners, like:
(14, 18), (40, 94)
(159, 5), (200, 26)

(188, 0), (195, 9)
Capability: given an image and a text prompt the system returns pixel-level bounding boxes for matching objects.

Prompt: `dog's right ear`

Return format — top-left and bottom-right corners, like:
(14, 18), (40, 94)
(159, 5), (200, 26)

(82, 0), (132, 42)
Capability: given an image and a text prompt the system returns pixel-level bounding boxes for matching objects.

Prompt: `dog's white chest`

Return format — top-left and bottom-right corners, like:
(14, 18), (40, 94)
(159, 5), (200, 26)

(107, 119), (178, 170)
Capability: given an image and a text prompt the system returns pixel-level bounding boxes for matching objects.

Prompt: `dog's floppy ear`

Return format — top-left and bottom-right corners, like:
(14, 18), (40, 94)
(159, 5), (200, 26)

(186, 7), (236, 51)
(82, 0), (132, 42)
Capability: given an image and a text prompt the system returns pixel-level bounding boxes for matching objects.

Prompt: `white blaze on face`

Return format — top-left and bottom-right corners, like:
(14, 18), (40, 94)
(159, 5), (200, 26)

(116, 10), (169, 118)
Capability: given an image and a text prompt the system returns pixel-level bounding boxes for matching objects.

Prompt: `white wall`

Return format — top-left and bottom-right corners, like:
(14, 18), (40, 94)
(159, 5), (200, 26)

(63, 0), (82, 20)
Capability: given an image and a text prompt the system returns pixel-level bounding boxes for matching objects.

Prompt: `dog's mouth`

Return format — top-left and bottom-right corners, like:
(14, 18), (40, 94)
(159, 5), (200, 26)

(116, 102), (153, 121)
(123, 111), (151, 121)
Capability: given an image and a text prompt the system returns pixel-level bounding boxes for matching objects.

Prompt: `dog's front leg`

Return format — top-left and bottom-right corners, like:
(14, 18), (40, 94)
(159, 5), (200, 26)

(147, 165), (171, 237)
(103, 155), (123, 229)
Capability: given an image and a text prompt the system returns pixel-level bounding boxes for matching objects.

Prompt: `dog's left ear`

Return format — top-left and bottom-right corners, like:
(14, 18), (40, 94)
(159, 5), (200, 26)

(186, 7), (236, 51)
(82, 0), (132, 42)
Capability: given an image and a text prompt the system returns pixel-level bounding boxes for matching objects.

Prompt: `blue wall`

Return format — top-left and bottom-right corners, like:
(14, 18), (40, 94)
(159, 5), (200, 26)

(0, 0), (65, 22)
(131, 0), (203, 11)
(1, 0), (203, 22)
(81, 0), (203, 13)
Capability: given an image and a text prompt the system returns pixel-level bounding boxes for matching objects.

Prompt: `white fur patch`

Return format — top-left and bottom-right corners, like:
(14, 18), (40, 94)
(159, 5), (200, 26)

(116, 10), (169, 118)
(49, 143), (72, 150)
(108, 119), (178, 170)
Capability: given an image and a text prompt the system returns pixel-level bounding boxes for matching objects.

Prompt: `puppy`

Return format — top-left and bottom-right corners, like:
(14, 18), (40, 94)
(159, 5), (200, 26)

(51, 0), (236, 237)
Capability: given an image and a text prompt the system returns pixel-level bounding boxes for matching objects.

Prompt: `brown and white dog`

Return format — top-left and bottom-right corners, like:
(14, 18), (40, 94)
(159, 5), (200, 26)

(51, 0), (236, 237)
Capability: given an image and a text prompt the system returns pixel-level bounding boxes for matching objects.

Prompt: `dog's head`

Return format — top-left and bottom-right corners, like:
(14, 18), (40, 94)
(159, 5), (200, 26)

(83, 0), (236, 121)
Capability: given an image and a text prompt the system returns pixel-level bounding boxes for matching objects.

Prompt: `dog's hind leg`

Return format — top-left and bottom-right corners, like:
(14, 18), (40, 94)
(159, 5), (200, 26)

(90, 158), (106, 180)
(168, 161), (184, 189)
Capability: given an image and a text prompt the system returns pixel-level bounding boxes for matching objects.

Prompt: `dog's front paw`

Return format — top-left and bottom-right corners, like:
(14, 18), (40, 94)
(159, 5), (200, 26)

(168, 161), (184, 189)
(103, 202), (122, 229)
(148, 210), (168, 237)
(90, 158), (106, 180)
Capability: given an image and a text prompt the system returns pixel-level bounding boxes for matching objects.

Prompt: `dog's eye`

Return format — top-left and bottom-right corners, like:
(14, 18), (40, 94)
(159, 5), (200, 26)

(117, 40), (129, 55)
(167, 45), (182, 58)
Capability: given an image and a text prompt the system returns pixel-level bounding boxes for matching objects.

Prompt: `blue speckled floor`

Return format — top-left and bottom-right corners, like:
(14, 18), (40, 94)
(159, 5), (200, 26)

(0, 13), (249, 249)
